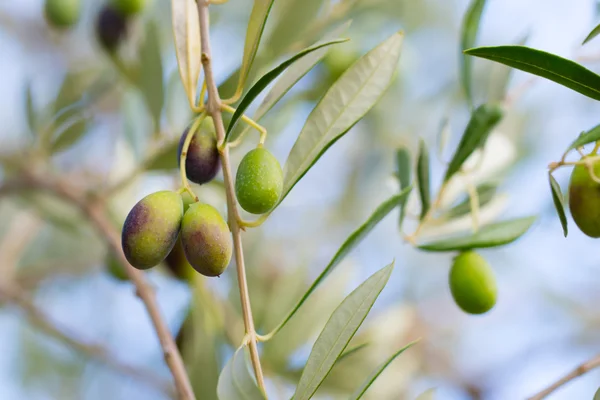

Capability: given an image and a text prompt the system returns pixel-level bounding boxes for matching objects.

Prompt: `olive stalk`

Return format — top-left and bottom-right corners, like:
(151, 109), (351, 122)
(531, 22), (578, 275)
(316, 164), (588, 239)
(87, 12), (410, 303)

(195, 0), (267, 394)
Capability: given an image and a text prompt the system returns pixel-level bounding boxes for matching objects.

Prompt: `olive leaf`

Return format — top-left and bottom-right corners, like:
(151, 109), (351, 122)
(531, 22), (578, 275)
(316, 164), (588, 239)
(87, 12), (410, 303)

(396, 146), (412, 227)
(444, 182), (497, 219)
(217, 345), (265, 400)
(487, 33), (529, 103)
(418, 216), (536, 252)
(417, 139), (431, 220)
(282, 31), (404, 202)
(138, 20), (164, 131)
(548, 173), (568, 237)
(171, 0), (201, 108)
(292, 262), (395, 400)
(460, 0), (487, 106)
(50, 114), (91, 153)
(24, 82), (37, 137)
(225, 38), (348, 141)
(444, 103), (503, 182)
(337, 343), (369, 363)
(464, 46), (600, 101)
(348, 340), (418, 400)
(267, 0), (324, 56)
(265, 187), (411, 338)
(583, 23), (600, 45)
(566, 122), (600, 152)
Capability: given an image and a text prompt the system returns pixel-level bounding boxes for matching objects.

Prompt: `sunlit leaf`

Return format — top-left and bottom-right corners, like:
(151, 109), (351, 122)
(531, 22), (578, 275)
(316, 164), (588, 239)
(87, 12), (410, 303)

(460, 0), (487, 106)
(171, 0), (201, 108)
(396, 146), (411, 227)
(282, 31), (404, 202)
(583, 23), (600, 45)
(418, 216), (536, 252)
(225, 38), (348, 141)
(292, 263), (395, 400)
(444, 103), (503, 182)
(464, 46), (600, 101)
(548, 173), (568, 237)
(348, 340), (418, 400)
(445, 182), (497, 219)
(217, 345), (265, 400)
(567, 122), (600, 152)
(139, 20), (164, 131)
(417, 139), (430, 220)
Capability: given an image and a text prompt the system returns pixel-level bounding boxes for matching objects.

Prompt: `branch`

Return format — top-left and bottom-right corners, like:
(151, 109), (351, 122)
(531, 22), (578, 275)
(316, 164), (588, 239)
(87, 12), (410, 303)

(195, 0), (266, 393)
(527, 355), (600, 400)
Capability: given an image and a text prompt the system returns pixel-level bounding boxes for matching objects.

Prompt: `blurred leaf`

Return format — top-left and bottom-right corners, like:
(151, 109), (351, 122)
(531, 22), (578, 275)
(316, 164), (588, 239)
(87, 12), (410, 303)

(415, 388), (437, 400)
(460, 0), (487, 106)
(567, 122), (600, 151)
(15, 192), (81, 234)
(217, 345), (265, 400)
(396, 146), (411, 227)
(171, 0), (201, 107)
(267, 0), (325, 55)
(487, 33), (529, 102)
(24, 82), (37, 137)
(238, 0), (276, 91)
(548, 173), (568, 237)
(464, 46), (600, 101)
(444, 103), (503, 182)
(282, 31), (404, 202)
(416, 139), (430, 220)
(225, 38), (347, 141)
(138, 21), (164, 131)
(145, 140), (179, 170)
(266, 187), (411, 337)
(583, 23), (600, 45)
(445, 182), (497, 219)
(50, 115), (90, 153)
(418, 216), (536, 252)
(594, 387), (600, 400)
(337, 343), (369, 363)
(348, 340), (417, 400)
(292, 263), (394, 400)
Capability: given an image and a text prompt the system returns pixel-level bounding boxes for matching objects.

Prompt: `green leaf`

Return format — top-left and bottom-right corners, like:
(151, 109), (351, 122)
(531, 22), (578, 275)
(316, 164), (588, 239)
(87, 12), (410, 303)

(337, 343), (369, 362)
(583, 23), (600, 45)
(396, 146), (411, 227)
(145, 140), (179, 171)
(139, 21), (164, 131)
(267, 0), (324, 56)
(238, 0), (276, 91)
(548, 173), (568, 237)
(217, 345), (265, 400)
(171, 0), (201, 108)
(445, 182), (497, 219)
(418, 216), (536, 252)
(282, 31), (404, 202)
(50, 115), (90, 153)
(594, 386), (600, 400)
(417, 139), (430, 220)
(292, 263), (395, 400)
(460, 0), (487, 106)
(567, 122), (600, 151)
(25, 82), (37, 137)
(444, 103), (503, 182)
(225, 38), (348, 141)
(348, 340), (418, 400)
(265, 187), (411, 339)
(464, 46), (600, 101)
(487, 33), (529, 102)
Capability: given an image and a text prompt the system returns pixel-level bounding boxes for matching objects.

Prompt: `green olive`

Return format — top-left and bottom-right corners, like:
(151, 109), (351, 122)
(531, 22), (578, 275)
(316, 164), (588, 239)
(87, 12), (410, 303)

(449, 251), (497, 315)
(568, 159), (600, 238)
(44, 0), (80, 29)
(111, 0), (146, 16)
(235, 148), (283, 214)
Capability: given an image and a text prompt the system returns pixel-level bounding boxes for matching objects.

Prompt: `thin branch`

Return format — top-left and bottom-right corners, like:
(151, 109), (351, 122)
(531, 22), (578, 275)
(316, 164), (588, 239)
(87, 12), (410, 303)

(195, 0), (267, 394)
(527, 354), (600, 400)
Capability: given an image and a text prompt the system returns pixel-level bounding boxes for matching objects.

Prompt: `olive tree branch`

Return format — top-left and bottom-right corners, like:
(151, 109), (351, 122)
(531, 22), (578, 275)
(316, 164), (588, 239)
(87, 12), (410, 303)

(527, 354), (600, 400)
(195, 0), (267, 393)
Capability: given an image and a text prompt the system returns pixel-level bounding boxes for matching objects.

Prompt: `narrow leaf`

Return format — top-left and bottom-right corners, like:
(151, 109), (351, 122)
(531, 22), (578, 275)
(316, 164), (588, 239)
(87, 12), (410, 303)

(567, 122), (600, 151)
(267, 187), (411, 337)
(25, 82), (37, 136)
(418, 216), (536, 252)
(171, 0), (201, 107)
(50, 115), (90, 153)
(225, 38), (348, 141)
(139, 21), (164, 130)
(464, 46), (600, 101)
(445, 182), (497, 219)
(267, 0), (324, 56)
(348, 340), (418, 400)
(292, 263), (395, 400)
(282, 31), (404, 202)
(444, 103), (503, 182)
(396, 146), (411, 227)
(337, 343), (369, 362)
(583, 23), (600, 45)
(217, 345), (265, 400)
(239, 0), (276, 91)
(487, 33), (529, 102)
(417, 139), (430, 220)
(548, 173), (568, 237)
(460, 0), (487, 106)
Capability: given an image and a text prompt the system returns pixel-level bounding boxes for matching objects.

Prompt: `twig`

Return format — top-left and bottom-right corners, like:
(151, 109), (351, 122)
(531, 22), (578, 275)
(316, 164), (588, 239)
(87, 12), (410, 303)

(527, 354), (600, 400)
(195, 0), (267, 394)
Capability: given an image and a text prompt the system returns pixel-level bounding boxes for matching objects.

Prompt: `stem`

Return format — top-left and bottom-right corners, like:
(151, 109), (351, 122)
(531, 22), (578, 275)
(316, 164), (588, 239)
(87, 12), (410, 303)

(527, 354), (600, 400)
(220, 104), (267, 147)
(195, 0), (267, 394)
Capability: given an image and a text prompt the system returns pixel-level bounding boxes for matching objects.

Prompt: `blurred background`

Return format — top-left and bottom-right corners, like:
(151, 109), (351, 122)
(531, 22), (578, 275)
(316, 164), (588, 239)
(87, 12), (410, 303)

(1, 0), (600, 399)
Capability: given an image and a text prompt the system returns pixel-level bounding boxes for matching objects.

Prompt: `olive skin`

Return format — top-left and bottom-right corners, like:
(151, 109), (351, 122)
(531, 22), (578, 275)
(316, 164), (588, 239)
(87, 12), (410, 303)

(177, 123), (220, 185)
(121, 191), (183, 270)
(96, 5), (128, 51)
(569, 161), (600, 238)
(112, 0), (146, 16)
(44, 0), (80, 28)
(181, 203), (232, 277)
(449, 251), (497, 315)
(235, 148), (283, 214)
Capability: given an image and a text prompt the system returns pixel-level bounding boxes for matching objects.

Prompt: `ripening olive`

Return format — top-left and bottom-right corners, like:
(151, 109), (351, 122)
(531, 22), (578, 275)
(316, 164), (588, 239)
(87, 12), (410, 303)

(44, 0), (80, 28)
(111, 0), (146, 16)
(449, 251), (497, 315)
(177, 121), (220, 185)
(164, 237), (196, 282)
(181, 203), (232, 277)
(235, 148), (283, 214)
(568, 160), (600, 238)
(96, 5), (128, 51)
(121, 191), (183, 270)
